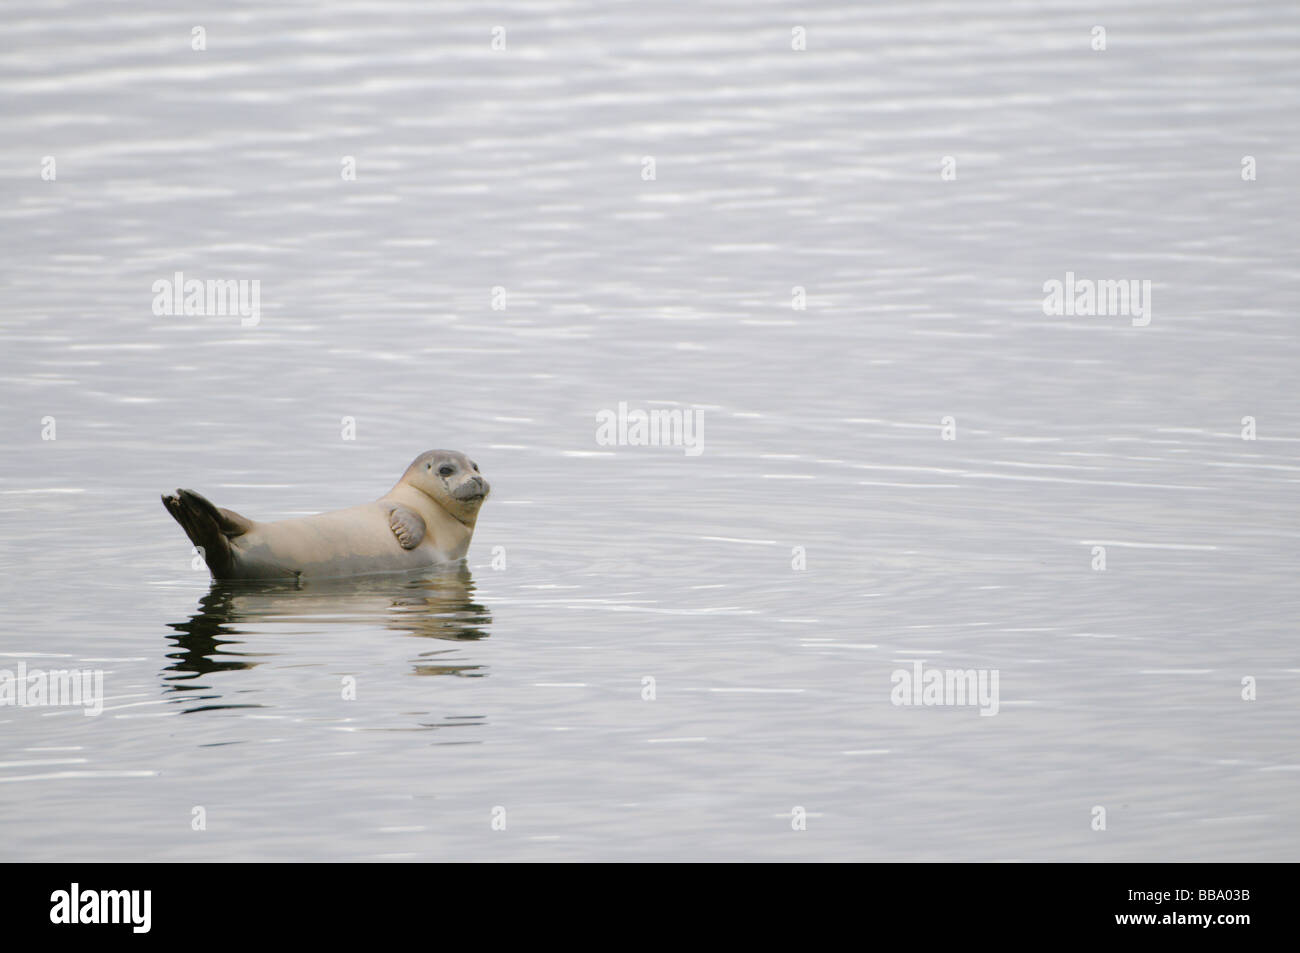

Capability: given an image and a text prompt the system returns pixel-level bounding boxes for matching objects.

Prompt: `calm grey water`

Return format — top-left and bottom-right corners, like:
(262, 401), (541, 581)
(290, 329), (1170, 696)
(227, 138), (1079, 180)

(2, 0), (1298, 861)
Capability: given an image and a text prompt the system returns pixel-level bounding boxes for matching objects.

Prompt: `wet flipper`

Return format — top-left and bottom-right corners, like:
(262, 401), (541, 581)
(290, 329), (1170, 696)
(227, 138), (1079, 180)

(161, 488), (253, 577)
(387, 504), (426, 550)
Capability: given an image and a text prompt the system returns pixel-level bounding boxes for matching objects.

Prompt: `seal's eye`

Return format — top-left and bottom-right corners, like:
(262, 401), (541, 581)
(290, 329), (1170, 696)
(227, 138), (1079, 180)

(438, 464), (455, 477)
(472, 462), (479, 472)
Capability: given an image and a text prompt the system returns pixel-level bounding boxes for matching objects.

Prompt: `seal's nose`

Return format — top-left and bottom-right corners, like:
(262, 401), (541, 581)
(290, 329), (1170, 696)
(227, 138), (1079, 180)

(458, 474), (488, 498)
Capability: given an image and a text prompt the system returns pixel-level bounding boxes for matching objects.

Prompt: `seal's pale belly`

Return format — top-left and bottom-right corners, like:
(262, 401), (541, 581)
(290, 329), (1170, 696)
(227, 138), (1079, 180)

(230, 503), (450, 579)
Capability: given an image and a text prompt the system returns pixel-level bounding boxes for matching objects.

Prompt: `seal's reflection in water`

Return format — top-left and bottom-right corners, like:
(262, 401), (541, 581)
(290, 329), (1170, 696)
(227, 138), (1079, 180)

(164, 567), (492, 713)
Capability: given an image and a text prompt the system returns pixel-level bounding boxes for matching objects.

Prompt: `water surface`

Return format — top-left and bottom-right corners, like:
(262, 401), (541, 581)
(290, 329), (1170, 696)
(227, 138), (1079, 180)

(1, 0), (1298, 860)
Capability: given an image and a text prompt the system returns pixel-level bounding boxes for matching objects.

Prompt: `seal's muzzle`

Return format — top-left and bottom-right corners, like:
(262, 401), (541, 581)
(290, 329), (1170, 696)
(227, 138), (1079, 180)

(453, 475), (489, 501)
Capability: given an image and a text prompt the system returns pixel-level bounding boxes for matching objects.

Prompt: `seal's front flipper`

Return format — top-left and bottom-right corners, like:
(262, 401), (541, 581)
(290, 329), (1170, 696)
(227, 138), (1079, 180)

(387, 504), (426, 550)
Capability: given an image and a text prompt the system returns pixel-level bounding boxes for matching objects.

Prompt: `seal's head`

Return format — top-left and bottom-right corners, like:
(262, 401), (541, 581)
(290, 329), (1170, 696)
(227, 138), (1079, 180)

(402, 450), (490, 526)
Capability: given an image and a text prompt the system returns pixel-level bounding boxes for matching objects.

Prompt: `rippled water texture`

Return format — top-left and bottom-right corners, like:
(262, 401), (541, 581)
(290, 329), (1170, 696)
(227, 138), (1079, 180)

(1, 0), (1298, 860)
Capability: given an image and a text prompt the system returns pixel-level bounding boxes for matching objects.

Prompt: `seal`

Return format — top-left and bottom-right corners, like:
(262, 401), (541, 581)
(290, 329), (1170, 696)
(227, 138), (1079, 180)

(162, 450), (490, 580)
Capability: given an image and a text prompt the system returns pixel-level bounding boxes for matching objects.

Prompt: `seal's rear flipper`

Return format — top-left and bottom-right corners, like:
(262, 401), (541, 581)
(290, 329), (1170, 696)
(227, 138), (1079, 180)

(161, 488), (252, 577)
